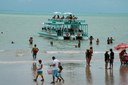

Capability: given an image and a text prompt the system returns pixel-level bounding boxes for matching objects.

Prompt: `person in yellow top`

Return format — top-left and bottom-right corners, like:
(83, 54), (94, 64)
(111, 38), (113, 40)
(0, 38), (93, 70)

(31, 44), (39, 60)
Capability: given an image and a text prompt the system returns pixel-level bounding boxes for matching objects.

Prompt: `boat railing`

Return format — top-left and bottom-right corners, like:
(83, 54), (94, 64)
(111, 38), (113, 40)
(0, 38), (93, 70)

(63, 31), (84, 37)
(48, 19), (85, 23)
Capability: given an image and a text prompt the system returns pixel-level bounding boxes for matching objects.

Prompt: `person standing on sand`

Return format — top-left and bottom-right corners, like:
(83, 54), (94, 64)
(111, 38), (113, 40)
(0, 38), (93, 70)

(34, 59), (44, 81)
(31, 44), (39, 60)
(104, 51), (109, 69)
(50, 56), (61, 84)
(109, 49), (114, 69)
(56, 62), (64, 82)
(88, 47), (93, 65)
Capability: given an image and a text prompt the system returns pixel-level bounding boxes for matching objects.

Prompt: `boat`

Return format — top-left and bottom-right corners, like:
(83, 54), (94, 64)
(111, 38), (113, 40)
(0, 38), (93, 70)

(38, 13), (88, 40)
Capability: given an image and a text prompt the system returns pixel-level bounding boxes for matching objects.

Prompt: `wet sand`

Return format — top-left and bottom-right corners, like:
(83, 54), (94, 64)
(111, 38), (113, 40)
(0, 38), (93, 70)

(0, 49), (128, 85)
(1, 13), (128, 85)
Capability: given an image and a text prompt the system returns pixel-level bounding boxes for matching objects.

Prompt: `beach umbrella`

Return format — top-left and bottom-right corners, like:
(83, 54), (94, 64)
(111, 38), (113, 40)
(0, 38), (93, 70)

(114, 43), (128, 50)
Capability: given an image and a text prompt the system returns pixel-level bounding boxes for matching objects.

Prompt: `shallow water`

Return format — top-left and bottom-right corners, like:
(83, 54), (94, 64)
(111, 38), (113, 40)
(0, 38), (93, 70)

(0, 13), (128, 85)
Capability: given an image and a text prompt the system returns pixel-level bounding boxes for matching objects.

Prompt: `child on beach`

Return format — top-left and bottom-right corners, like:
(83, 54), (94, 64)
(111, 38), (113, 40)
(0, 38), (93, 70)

(34, 59), (44, 81)
(56, 62), (64, 82)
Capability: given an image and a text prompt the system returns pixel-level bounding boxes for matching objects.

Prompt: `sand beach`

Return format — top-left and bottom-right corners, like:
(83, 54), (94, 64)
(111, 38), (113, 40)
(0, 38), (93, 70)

(0, 13), (128, 85)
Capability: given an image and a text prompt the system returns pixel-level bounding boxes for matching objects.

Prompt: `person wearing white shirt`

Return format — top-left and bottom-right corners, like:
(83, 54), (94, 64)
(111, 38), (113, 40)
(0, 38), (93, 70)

(34, 59), (44, 81)
(50, 56), (61, 84)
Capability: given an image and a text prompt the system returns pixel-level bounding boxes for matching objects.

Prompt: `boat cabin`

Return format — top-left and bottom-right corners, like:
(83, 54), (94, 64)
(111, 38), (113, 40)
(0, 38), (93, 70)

(39, 14), (88, 40)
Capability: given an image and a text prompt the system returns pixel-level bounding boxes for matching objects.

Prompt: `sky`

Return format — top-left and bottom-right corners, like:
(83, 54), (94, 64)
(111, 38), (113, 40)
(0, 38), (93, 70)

(0, 0), (128, 14)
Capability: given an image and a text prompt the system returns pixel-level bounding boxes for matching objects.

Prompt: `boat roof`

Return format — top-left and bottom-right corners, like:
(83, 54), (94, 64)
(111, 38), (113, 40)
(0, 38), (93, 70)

(42, 13), (88, 26)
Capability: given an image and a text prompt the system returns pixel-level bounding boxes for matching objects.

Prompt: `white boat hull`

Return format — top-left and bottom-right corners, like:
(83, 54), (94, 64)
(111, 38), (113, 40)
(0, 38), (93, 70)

(38, 32), (58, 39)
(38, 32), (88, 40)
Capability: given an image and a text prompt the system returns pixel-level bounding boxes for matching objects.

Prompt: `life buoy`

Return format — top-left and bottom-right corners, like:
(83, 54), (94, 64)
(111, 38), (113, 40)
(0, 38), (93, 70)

(66, 33), (69, 37)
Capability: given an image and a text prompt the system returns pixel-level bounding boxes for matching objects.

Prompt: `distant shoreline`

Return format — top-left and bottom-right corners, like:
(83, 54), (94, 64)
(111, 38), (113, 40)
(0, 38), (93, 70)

(0, 11), (128, 16)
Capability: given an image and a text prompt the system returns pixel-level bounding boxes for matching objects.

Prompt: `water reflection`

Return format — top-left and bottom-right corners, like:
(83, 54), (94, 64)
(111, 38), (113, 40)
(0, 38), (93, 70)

(85, 66), (92, 85)
(35, 81), (44, 85)
(32, 62), (37, 79)
(105, 69), (114, 85)
(53, 82), (64, 85)
(119, 66), (128, 85)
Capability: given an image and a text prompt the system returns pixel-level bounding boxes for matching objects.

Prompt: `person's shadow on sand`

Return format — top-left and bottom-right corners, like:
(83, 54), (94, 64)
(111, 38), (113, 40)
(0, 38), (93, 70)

(105, 69), (114, 85)
(119, 66), (128, 85)
(85, 66), (92, 85)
